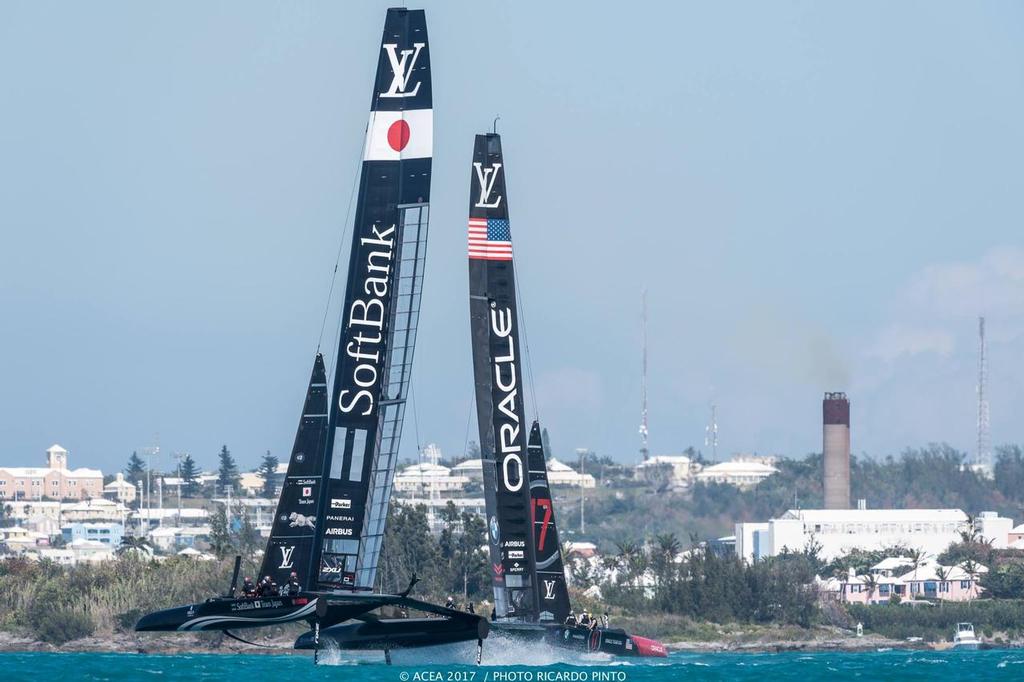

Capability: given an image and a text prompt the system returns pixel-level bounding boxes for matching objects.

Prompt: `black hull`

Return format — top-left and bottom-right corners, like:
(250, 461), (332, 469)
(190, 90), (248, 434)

(295, 616), (488, 650)
(298, 619), (665, 658)
(135, 594), (319, 632)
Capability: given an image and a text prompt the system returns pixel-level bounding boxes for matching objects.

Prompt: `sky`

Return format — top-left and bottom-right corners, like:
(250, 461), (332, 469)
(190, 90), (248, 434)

(1, 2), (1023, 475)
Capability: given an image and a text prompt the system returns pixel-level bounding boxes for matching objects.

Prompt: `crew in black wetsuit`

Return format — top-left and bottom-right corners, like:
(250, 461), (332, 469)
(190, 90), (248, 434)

(286, 572), (301, 596)
(602, 612), (610, 629)
(445, 596), (455, 609)
(465, 602), (475, 614)
(241, 577), (256, 598)
(578, 611), (591, 628)
(564, 611), (578, 626)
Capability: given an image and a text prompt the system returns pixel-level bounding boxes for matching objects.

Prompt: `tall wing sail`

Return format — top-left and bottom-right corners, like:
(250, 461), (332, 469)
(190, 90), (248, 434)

(259, 353), (328, 590)
(527, 421), (572, 623)
(313, 8), (432, 591)
(467, 133), (538, 620)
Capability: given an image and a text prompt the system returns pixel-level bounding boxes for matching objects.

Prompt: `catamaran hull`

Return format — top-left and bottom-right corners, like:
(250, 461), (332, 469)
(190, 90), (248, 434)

(299, 620), (665, 659)
(135, 595), (319, 632)
(294, 616), (489, 650)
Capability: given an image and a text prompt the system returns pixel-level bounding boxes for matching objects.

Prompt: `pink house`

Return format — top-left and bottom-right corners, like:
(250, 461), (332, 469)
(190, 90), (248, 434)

(0, 445), (103, 501)
(838, 558), (986, 604)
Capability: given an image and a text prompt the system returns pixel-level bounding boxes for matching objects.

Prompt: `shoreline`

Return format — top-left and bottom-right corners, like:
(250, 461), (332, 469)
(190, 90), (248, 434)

(0, 630), (992, 656)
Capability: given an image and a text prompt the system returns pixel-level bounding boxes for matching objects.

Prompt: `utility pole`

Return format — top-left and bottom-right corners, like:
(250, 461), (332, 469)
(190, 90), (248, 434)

(976, 316), (991, 474)
(638, 289), (649, 463)
(576, 448), (588, 534)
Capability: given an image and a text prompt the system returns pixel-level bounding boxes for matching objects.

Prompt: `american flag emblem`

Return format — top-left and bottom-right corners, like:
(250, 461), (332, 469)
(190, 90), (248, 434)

(468, 217), (513, 261)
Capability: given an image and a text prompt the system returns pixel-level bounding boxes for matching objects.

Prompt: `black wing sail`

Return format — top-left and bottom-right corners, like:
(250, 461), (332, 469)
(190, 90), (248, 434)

(312, 8), (432, 591)
(467, 133), (538, 620)
(527, 421), (572, 624)
(258, 353), (328, 589)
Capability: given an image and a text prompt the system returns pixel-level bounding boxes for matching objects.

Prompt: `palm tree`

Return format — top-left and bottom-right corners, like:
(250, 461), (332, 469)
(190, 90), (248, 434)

(862, 573), (879, 604)
(961, 560), (981, 598)
(935, 566), (951, 599)
(116, 535), (153, 557)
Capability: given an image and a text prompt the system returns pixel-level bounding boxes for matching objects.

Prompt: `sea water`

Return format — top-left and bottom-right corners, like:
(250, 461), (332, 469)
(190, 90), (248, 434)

(0, 649), (1021, 682)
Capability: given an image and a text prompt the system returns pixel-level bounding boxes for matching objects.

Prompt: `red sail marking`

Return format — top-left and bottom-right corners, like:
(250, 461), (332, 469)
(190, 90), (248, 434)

(533, 498), (552, 551)
(492, 563), (504, 576)
(387, 120), (411, 151)
(630, 635), (668, 657)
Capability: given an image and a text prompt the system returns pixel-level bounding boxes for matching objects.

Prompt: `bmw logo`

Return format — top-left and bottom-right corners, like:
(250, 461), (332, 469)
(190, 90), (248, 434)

(489, 516), (499, 542)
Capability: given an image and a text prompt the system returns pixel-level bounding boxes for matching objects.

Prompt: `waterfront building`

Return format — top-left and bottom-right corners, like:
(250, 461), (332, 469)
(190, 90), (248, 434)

(736, 508), (978, 562)
(0, 445), (103, 501)
(975, 510), (1014, 548)
(393, 462), (470, 493)
(838, 558), (987, 604)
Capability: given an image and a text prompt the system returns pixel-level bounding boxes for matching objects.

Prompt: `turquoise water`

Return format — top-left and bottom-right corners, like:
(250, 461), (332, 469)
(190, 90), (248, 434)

(1, 650), (1022, 681)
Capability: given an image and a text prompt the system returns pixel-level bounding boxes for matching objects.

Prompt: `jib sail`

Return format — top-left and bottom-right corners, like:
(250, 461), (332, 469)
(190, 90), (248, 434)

(467, 133), (538, 620)
(313, 7), (432, 590)
(527, 421), (572, 624)
(258, 353), (329, 589)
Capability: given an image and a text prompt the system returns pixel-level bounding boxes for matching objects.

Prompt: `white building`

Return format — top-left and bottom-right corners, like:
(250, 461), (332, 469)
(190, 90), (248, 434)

(976, 510), (1014, 548)
(696, 460), (777, 488)
(635, 455), (694, 488)
(736, 508), (974, 563)
(451, 459), (485, 482)
(392, 496), (488, 534)
(62, 498), (130, 523)
(545, 459), (596, 488)
(393, 462), (470, 494)
(103, 473), (137, 504)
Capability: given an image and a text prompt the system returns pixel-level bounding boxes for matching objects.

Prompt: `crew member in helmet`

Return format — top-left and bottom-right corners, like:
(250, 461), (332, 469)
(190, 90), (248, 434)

(286, 572), (302, 596)
(564, 610), (578, 627)
(445, 596), (455, 609)
(241, 576), (257, 598)
(578, 611), (592, 627)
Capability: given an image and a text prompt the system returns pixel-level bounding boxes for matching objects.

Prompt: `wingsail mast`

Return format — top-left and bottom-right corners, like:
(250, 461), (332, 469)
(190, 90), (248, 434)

(467, 133), (539, 620)
(526, 422), (572, 623)
(312, 8), (433, 591)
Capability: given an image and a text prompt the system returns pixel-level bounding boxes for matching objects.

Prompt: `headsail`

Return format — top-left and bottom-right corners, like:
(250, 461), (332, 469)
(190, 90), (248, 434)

(313, 8), (432, 590)
(467, 133), (538, 620)
(527, 422), (572, 624)
(258, 353), (329, 589)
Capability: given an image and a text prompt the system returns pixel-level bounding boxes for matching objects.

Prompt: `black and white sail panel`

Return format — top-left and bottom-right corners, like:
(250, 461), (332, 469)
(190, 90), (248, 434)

(527, 422), (572, 624)
(258, 354), (329, 589)
(315, 8), (432, 590)
(467, 133), (538, 620)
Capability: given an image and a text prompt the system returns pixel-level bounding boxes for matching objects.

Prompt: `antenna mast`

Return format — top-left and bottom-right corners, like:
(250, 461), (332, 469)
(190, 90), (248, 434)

(976, 316), (991, 473)
(638, 289), (649, 462)
(705, 403), (719, 460)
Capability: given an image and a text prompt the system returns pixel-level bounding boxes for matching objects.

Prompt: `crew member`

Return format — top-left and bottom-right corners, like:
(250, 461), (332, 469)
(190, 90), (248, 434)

(239, 576), (255, 598)
(602, 612), (610, 629)
(465, 602), (475, 614)
(267, 578), (280, 597)
(445, 596), (455, 609)
(490, 607), (497, 622)
(286, 572), (302, 596)
(564, 610), (578, 627)
(578, 611), (591, 627)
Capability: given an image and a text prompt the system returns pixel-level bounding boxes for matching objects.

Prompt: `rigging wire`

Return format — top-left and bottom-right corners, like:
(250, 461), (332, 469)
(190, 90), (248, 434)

(512, 257), (541, 425)
(410, 380), (423, 452)
(462, 388), (475, 458)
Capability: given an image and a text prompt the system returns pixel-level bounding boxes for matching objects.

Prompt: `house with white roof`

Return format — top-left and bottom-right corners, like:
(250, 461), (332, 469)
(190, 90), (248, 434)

(839, 558), (987, 604)
(394, 462), (470, 493)
(695, 460), (778, 488)
(102, 473), (136, 504)
(545, 459), (596, 488)
(635, 455), (694, 488)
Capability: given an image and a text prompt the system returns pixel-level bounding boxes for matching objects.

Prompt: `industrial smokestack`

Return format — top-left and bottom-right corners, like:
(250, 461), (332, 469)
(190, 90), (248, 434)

(823, 392), (850, 509)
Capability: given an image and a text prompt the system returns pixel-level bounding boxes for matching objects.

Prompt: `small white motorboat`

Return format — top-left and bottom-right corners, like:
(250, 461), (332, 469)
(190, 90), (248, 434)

(952, 622), (980, 650)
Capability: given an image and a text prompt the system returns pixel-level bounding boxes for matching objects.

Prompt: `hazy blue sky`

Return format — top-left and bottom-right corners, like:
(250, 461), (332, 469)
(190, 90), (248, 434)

(2, 2), (1022, 475)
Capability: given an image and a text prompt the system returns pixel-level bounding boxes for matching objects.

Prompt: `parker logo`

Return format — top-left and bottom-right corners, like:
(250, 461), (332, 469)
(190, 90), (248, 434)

(331, 498), (352, 509)
(473, 162), (502, 208)
(507, 550), (524, 560)
(380, 42), (425, 98)
(279, 546), (295, 569)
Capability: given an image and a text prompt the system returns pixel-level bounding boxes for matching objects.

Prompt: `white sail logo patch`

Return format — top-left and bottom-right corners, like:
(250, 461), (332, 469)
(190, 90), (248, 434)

(544, 579), (556, 600)
(473, 162), (502, 208)
(279, 546), (295, 569)
(380, 43), (425, 98)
